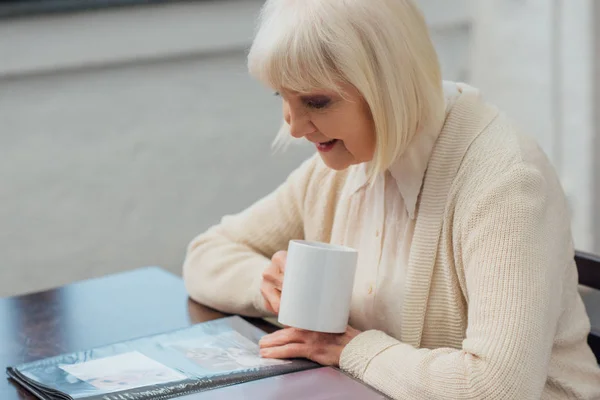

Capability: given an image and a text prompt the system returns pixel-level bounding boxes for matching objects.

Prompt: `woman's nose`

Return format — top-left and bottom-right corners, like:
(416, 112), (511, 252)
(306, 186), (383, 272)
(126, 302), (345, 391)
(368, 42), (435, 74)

(283, 103), (316, 139)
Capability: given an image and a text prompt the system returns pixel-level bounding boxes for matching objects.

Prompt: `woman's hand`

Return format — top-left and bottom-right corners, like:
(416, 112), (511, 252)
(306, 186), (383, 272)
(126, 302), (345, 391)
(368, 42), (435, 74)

(259, 326), (362, 366)
(260, 250), (287, 314)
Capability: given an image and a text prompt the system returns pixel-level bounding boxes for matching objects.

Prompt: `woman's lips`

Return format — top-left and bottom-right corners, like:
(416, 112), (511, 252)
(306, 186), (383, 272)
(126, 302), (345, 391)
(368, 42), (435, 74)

(316, 139), (338, 152)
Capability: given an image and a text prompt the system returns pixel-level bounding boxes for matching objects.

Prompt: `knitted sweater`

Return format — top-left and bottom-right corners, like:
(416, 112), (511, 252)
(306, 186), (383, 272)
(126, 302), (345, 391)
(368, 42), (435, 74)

(183, 85), (600, 399)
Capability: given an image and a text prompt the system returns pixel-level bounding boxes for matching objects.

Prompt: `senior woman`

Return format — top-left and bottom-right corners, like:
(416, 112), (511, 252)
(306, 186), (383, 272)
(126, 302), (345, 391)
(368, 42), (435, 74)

(183, 0), (600, 398)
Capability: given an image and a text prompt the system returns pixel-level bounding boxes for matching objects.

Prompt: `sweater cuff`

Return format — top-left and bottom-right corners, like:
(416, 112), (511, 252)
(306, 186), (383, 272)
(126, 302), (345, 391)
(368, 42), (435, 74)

(339, 330), (401, 379)
(250, 261), (276, 317)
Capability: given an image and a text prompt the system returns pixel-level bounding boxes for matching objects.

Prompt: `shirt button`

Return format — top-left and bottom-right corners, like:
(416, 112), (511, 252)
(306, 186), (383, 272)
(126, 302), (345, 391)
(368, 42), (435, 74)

(368, 285), (373, 294)
(375, 230), (380, 237)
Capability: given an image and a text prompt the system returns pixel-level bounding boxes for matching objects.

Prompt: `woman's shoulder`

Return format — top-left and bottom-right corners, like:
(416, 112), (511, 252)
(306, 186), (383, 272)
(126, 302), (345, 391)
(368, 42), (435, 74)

(450, 106), (567, 213)
(474, 112), (548, 166)
(465, 112), (557, 181)
(443, 86), (552, 180)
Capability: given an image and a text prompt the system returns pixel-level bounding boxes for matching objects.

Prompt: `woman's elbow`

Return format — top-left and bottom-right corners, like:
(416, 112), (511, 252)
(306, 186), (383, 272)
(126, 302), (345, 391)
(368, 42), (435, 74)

(182, 237), (211, 303)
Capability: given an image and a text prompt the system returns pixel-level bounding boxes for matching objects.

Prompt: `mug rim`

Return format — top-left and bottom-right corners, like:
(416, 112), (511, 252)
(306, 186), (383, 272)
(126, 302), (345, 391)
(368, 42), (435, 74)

(289, 240), (357, 253)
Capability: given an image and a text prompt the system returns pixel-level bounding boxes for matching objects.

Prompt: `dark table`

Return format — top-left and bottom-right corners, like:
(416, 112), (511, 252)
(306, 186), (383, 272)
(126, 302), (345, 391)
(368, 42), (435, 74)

(0, 267), (277, 400)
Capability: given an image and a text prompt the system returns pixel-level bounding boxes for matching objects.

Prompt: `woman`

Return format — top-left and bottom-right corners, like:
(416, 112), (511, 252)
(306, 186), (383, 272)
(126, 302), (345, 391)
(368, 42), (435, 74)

(183, 0), (600, 398)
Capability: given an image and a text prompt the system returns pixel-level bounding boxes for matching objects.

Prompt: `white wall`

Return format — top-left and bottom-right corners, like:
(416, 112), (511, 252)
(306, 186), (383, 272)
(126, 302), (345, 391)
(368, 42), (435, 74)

(6, 0), (591, 297)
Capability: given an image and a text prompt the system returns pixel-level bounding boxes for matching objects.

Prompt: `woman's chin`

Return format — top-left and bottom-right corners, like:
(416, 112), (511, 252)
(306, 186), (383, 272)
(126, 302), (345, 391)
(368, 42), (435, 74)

(318, 154), (352, 171)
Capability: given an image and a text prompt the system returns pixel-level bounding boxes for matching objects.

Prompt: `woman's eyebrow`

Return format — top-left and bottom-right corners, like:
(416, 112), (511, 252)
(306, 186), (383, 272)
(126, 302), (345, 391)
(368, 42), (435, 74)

(299, 94), (331, 101)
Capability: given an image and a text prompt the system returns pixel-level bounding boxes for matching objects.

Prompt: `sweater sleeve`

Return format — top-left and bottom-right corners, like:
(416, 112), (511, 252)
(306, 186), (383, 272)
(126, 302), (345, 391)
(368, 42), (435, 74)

(340, 162), (567, 399)
(182, 155), (318, 317)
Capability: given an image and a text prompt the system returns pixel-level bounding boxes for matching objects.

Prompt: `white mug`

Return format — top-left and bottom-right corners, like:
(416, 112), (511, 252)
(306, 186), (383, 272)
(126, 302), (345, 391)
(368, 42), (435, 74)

(278, 240), (359, 333)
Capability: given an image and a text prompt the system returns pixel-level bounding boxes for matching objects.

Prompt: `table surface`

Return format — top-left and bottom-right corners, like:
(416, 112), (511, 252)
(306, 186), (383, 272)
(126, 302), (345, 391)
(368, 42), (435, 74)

(0, 267), (277, 400)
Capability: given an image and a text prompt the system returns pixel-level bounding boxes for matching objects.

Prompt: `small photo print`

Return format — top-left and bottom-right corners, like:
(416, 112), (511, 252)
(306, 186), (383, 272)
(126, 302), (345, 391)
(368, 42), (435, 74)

(59, 351), (186, 393)
(169, 331), (290, 373)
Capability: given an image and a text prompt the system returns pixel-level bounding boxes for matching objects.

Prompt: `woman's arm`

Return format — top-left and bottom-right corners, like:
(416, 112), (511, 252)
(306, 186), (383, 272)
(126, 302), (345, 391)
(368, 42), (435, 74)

(338, 163), (570, 399)
(183, 155), (318, 317)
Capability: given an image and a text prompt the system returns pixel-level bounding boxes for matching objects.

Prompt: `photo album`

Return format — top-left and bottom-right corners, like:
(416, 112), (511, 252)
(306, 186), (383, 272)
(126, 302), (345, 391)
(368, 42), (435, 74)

(6, 316), (319, 400)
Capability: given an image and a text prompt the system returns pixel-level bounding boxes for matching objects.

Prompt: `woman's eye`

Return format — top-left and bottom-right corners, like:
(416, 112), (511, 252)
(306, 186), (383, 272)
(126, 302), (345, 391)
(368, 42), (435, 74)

(305, 98), (330, 109)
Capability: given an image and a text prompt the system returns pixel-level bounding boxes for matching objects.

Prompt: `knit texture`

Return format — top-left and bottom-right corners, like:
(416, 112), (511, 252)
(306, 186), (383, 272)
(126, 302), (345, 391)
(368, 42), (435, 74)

(183, 87), (600, 399)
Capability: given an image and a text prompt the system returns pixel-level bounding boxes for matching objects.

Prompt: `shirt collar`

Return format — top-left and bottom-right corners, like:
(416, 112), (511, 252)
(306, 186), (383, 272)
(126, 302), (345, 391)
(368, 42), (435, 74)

(348, 81), (462, 219)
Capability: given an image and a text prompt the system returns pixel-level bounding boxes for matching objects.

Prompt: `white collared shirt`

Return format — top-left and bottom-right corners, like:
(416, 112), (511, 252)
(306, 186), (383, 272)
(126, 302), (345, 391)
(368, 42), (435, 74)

(342, 81), (461, 334)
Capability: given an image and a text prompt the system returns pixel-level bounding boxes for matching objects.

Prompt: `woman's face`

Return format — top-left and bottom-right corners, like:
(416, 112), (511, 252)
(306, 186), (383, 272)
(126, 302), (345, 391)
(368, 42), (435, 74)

(278, 82), (376, 171)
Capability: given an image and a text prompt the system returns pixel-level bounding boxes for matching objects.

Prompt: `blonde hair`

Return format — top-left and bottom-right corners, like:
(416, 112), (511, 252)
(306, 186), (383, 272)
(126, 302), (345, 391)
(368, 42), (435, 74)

(247, 0), (445, 180)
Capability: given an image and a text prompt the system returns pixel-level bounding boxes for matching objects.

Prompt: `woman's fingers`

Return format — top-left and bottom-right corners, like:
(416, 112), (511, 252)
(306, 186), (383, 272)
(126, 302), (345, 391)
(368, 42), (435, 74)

(259, 328), (306, 348)
(259, 250), (289, 313)
(260, 283), (281, 314)
(263, 250), (287, 290)
(261, 267), (283, 290)
(271, 250), (287, 273)
(260, 343), (308, 360)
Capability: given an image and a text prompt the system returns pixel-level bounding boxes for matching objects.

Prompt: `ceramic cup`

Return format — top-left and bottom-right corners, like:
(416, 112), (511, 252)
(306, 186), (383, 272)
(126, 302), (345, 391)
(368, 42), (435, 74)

(277, 240), (358, 333)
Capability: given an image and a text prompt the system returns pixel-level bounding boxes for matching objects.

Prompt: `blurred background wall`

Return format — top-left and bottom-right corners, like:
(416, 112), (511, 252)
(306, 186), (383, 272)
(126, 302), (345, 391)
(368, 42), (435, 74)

(0, 0), (597, 296)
